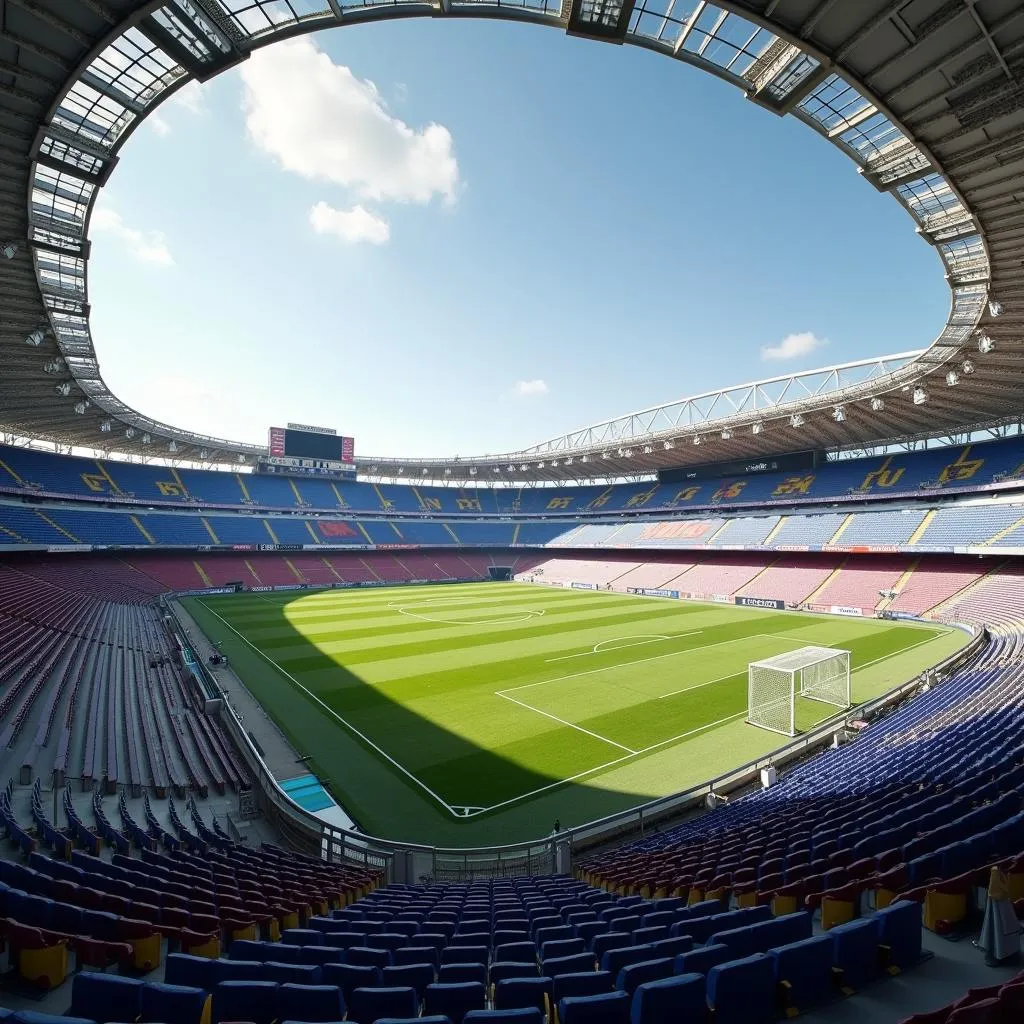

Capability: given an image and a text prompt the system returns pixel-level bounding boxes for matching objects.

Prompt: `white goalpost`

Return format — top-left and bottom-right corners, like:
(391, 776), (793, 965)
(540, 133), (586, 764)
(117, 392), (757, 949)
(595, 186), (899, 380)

(747, 646), (851, 737)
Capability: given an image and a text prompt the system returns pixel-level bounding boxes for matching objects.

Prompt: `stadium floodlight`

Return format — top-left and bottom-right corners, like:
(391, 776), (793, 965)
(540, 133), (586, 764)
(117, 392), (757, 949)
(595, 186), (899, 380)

(601, 452), (611, 460)
(580, 455), (589, 463)
(536, 461), (545, 469)
(564, 457), (573, 465)
(870, 397), (885, 411)
(642, 445), (653, 455)
(977, 334), (995, 354)
(142, 433), (152, 445)
(946, 370), (960, 386)
(25, 329), (45, 346)
(913, 387), (928, 405)
(961, 359), (975, 374)
(751, 421), (763, 435)
(237, 453), (245, 462)
(444, 467), (452, 475)
(100, 420), (112, 433)
(989, 299), (1003, 317)
(790, 414), (805, 427)
(520, 463), (528, 471)
(1, 242), (17, 259)
(421, 467), (429, 475)
(55, 382), (71, 396)
(832, 405), (846, 422)
(43, 360), (63, 374)
(493, 466), (501, 473)
(550, 460), (558, 467)
(73, 401), (89, 414)
(396, 467), (405, 475)
(125, 427), (136, 439)
(748, 646), (851, 737)
(662, 440), (674, 450)
(199, 448), (208, 458)
(168, 441), (178, 453)
(470, 466), (478, 475)
(720, 429), (732, 439)
(692, 435), (702, 446)
(507, 464), (515, 472)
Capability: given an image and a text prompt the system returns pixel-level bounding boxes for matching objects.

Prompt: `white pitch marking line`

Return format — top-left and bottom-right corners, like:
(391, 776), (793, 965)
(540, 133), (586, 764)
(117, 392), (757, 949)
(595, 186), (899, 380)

(198, 600), (461, 818)
(497, 692), (638, 754)
(470, 709), (748, 817)
(658, 668), (746, 700)
(544, 631), (701, 663)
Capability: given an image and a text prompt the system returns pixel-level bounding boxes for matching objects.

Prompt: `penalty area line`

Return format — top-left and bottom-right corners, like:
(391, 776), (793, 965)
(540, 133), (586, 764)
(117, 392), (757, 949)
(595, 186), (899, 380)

(496, 692), (637, 754)
(198, 600), (462, 819)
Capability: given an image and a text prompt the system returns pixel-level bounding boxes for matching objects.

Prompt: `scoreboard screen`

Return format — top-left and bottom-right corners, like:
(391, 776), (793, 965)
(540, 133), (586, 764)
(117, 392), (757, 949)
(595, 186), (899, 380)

(268, 425), (355, 464)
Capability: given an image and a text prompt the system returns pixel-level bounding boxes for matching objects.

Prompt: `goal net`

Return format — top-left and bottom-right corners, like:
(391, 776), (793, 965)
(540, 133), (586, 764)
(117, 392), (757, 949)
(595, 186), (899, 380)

(747, 646), (851, 737)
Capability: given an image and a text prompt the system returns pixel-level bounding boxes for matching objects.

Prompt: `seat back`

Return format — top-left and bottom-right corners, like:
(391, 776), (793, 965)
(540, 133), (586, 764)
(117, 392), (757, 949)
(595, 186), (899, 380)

(69, 973), (144, 1023)
(707, 953), (776, 1024)
(275, 982), (345, 1023)
(346, 986), (419, 1024)
(628, 973), (704, 1024)
(558, 990), (631, 1024)
(212, 980), (280, 1024)
(424, 981), (488, 1024)
(552, 972), (614, 1004)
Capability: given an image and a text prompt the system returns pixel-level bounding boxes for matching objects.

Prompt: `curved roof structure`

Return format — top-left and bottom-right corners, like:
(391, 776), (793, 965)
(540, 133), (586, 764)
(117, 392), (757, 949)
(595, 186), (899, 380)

(0, 0), (1021, 483)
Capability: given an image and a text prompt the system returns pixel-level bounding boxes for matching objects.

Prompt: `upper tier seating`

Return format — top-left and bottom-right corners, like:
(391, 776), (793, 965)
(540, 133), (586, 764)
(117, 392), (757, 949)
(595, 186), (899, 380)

(4, 436), (1024, 513)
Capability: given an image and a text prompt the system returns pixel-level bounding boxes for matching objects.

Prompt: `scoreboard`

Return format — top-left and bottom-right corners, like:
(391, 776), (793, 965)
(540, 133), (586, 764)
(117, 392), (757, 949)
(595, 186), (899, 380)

(261, 424), (356, 479)
(268, 424), (355, 463)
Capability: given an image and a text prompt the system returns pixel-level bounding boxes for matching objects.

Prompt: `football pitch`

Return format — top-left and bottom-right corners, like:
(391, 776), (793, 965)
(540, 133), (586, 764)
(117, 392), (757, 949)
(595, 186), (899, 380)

(185, 582), (967, 846)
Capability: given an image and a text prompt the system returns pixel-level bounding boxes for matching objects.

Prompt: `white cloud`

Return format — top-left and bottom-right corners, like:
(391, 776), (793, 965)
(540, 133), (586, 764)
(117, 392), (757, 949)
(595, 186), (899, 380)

(309, 202), (390, 245)
(172, 80), (205, 115)
(761, 331), (827, 361)
(91, 207), (174, 267)
(149, 114), (171, 137)
(514, 379), (549, 397)
(239, 37), (459, 205)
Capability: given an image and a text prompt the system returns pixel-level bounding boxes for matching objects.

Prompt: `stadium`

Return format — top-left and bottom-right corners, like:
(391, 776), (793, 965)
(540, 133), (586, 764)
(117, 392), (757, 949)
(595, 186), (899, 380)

(1, 0), (1024, 1021)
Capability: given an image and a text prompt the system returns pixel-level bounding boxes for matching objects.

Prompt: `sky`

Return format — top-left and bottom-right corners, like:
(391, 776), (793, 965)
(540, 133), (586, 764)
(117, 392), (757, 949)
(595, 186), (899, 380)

(87, 19), (951, 460)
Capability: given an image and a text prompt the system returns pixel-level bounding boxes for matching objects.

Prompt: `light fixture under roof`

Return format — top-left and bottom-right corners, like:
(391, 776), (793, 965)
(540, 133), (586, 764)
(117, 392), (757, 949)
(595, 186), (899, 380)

(125, 427), (136, 439)
(751, 421), (763, 435)
(55, 382), (71, 396)
(945, 370), (960, 387)
(833, 405), (846, 422)
(961, 359), (975, 374)
(642, 445), (653, 455)
(199, 448), (209, 458)
(564, 457), (573, 465)
(977, 333), (995, 354)
(912, 387), (928, 405)
(870, 397), (885, 412)
(580, 455), (589, 463)
(601, 452), (610, 460)
(73, 401), (89, 414)
(693, 435), (702, 446)
(536, 461), (545, 469)
(100, 420), (112, 433)
(989, 299), (1003, 317)
(235, 451), (243, 461)
(444, 467), (452, 475)
(550, 459), (559, 467)
(720, 429), (732, 439)
(142, 433), (152, 445)
(790, 414), (805, 427)
(26, 328), (46, 347)
(469, 467), (477, 476)
(43, 360), (63, 374)
(1, 242), (17, 259)
(662, 440), (674, 450)
(168, 440), (179, 453)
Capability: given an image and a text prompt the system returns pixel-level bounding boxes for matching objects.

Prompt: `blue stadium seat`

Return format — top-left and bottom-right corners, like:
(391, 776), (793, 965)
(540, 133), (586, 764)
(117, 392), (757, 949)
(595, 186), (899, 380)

(346, 986), (418, 1024)
(464, 1010), (542, 1024)
(424, 982), (487, 1024)
(875, 900), (923, 972)
(141, 983), (210, 1024)
(769, 935), (835, 1014)
(300, 945), (348, 967)
(615, 959), (674, 997)
(348, 946), (392, 969)
(213, 959), (266, 983)
(629, 973), (705, 1024)
(439, 964), (488, 986)
(321, 963), (380, 1000)
(283, 929), (324, 946)
(551, 972), (614, 1004)
(393, 945), (441, 968)
(558, 991), (631, 1024)
(600, 945), (655, 978)
(489, 962), (540, 985)
(382, 963), (436, 997)
(212, 981), (279, 1024)
(830, 918), (881, 992)
(264, 962), (324, 986)
(707, 954), (776, 1024)
(165, 953), (218, 990)
(442, 946), (489, 967)
(69, 973), (144, 1024)
(493, 977), (552, 1014)
(275, 983), (345, 1023)
(673, 943), (730, 977)
(542, 952), (597, 978)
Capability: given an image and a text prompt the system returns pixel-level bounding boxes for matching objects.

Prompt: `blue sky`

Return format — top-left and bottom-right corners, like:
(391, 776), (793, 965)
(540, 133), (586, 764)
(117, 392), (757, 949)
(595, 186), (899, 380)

(87, 19), (949, 460)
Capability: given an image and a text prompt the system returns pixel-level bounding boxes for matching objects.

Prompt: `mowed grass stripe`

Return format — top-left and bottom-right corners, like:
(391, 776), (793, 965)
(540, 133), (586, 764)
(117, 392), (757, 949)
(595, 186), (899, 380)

(193, 583), (964, 825)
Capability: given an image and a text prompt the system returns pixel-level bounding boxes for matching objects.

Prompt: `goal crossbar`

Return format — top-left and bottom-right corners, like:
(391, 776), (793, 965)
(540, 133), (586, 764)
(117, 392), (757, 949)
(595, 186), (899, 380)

(747, 646), (851, 737)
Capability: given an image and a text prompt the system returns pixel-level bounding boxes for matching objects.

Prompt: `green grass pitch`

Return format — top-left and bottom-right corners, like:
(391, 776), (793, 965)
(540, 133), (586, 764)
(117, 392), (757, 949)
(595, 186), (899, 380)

(185, 582), (967, 846)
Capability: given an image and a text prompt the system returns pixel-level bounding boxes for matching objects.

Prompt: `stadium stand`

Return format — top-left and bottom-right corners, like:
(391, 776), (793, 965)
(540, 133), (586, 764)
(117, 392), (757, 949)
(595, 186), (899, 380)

(5, 436), (1024, 515)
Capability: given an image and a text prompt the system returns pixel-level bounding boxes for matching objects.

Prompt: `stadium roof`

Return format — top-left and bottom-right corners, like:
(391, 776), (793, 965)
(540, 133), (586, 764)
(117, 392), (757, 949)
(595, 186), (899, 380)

(0, 0), (1022, 484)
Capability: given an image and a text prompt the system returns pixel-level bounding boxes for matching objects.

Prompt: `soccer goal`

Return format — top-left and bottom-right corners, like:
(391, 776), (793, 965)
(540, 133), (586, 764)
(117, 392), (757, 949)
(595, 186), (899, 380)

(747, 646), (851, 737)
